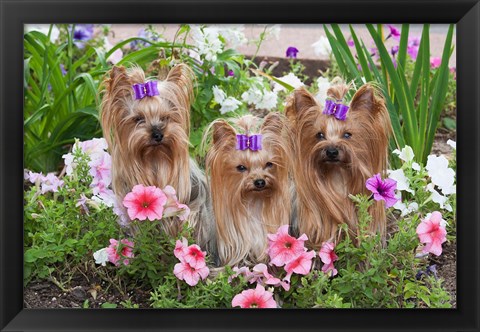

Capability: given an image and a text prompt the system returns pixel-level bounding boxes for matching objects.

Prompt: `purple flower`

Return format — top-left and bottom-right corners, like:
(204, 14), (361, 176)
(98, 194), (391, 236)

(130, 28), (158, 50)
(73, 24), (94, 49)
(416, 264), (438, 280)
(407, 37), (420, 60)
(227, 69), (235, 77)
(60, 64), (67, 76)
(386, 25), (401, 40)
(347, 38), (355, 47)
(366, 173), (398, 208)
(286, 46), (299, 59)
(391, 45), (399, 56)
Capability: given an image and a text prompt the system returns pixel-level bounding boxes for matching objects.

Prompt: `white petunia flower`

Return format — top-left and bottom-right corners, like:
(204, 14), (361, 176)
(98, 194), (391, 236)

(315, 77), (331, 107)
(219, 97), (242, 114)
(241, 88), (263, 105)
(273, 73), (304, 93)
(393, 194), (419, 217)
(388, 169), (414, 194)
(312, 36), (332, 57)
(191, 25), (223, 62)
(447, 139), (456, 150)
(217, 25), (247, 49)
(212, 85), (227, 104)
(426, 183), (453, 211)
(242, 86), (278, 111)
(426, 155), (456, 195)
(412, 162), (421, 171)
(256, 90), (278, 110)
(393, 145), (415, 163)
(93, 248), (109, 266)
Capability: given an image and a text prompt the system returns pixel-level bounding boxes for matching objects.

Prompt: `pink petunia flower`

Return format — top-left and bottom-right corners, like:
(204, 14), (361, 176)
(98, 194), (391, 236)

(416, 211), (447, 256)
(162, 185), (191, 220)
(123, 184), (167, 221)
(319, 242), (339, 277)
(284, 250), (316, 283)
(88, 152), (112, 186)
(366, 173), (399, 208)
(387, 24), (401, 40)
(173, 261), (209, 286)
(183, 244), (207, 269)
(430, 57), (441, 69)
(40, 173), (64, 194)
(407, 37), (420, 60)
(174, 237), (189, 261)
(267, 225), (308, 267)
(231, 284), (277, 308)
(106, 238), (134, 266)
(251, 264), (290, 291)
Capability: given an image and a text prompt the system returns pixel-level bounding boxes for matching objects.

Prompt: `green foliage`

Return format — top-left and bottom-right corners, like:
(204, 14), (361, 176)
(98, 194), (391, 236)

(150, 267), (246, 308)
(23, 147), (118, 284)
(324, 24), (455, 165)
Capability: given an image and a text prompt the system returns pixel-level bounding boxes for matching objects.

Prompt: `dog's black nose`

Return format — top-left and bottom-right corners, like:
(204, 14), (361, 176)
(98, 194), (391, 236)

(326, 147), (339, 159)
(254, 179), (266, 189)
(151, 127), (164, 143)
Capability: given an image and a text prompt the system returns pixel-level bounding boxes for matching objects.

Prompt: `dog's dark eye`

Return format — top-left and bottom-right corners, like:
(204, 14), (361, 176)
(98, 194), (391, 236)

(134, 116), (145, 124)
(343, 132), (352, 139)
(236, 165), (247, 172)
(160, 116), (169, 123)
(265, 162), (273, 168)
(316, 132), (325, 140)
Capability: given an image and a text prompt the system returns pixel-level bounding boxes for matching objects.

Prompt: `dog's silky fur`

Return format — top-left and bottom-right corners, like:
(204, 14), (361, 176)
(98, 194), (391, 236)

(100, 64), (212, 250)
(203, 114), (293, 267)
(286, 81), (392, 249)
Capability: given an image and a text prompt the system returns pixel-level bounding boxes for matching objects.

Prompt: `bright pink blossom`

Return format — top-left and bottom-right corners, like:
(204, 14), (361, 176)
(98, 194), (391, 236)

(387, 24), (401, 40)
(174, 237), (188, 261)
(284, 250), (316, 283)
(366, 173), (399, 208)
(319, 242), (338, 277)
(267, 225), (308, 267)
(231, 284), (277, 308)
(430, 57), (442, 69)
(416, 211), (447, 256)
(123, 184), (167, 221)
(173, 261), (209, 286)
(183, 244), (207, 269)
(173, 237), (207, 268)
(163, 185), (190, 220)
(106, 238), (134, 266)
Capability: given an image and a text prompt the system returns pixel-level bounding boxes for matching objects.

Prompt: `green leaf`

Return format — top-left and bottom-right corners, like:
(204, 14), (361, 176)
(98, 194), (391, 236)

(251, 69), (295, 92)
(101, 302), (118, 309)
(443, 117), (456, 130)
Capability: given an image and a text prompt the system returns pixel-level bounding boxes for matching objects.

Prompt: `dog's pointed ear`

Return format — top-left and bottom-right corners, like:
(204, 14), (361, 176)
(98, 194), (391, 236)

(212, 120), (236, 144)
(106, 65), (131, 93)
(350, 84), (376, 113)
(285, 87), (318, 120)
(166, 63), (194, 108)
(261, 112), (284, 135)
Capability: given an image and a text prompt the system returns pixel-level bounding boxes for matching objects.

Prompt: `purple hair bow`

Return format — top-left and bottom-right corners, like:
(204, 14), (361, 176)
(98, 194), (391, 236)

(236, 134), (262, 151)
(132, 81), (159, 100)
(323, 99), (349, 121)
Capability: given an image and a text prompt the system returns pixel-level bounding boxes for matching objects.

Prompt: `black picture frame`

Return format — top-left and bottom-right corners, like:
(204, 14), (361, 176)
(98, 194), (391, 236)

(1, 0), (479, 331)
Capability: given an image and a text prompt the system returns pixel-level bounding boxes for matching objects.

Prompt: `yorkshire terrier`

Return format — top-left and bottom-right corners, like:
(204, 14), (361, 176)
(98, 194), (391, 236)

(100, 64), (212, 248)
(286, 80), (392, 249)
(204, 114), (293, 267)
